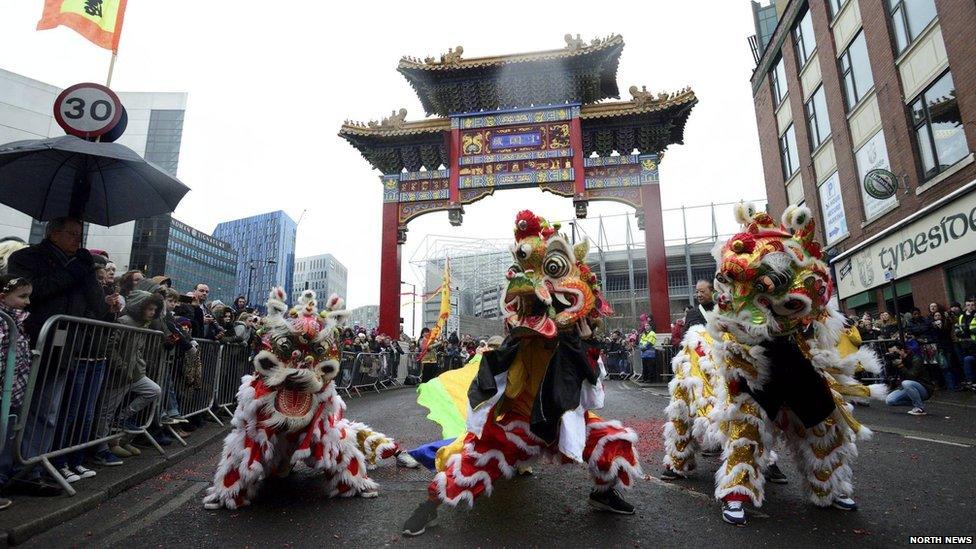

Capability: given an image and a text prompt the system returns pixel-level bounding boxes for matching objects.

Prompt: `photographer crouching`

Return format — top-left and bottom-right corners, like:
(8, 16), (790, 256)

(884, 341), (936, 416)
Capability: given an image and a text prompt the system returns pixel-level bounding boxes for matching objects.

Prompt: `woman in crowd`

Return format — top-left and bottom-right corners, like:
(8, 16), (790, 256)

(117, 270), (145, 300)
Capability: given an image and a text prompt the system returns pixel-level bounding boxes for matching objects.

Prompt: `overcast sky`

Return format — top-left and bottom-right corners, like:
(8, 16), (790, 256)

(0, 1), (767, 315)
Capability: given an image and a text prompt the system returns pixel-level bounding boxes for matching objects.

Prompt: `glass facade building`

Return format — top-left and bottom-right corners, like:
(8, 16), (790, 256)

(129, 215), (238, 304)
(292, 253), (348, 304)
(144, 109), (185, 175)
(213, 211), (297, 309)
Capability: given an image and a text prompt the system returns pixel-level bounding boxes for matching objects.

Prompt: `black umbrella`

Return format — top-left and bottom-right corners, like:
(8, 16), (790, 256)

(0, 135), (190, 226)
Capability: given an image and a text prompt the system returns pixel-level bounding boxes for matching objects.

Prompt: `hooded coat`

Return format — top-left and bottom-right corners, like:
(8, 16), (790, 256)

(111, 289), (164, 382)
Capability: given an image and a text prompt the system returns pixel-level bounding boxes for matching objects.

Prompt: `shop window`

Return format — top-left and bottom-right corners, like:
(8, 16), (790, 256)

(946, 254), (976, 305)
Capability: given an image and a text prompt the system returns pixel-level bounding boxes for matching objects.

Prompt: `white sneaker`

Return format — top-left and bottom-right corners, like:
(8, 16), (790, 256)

(73, 465), (97, 479)
(907, 407), (927, 416)
(395, 452), (420, 469)
(832, 495), (858, 511)
(722, 501), (747, 525)
(58, 466), (81, 483)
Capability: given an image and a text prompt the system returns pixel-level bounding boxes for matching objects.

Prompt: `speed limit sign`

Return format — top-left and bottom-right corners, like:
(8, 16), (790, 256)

(53, 83), (124, 139)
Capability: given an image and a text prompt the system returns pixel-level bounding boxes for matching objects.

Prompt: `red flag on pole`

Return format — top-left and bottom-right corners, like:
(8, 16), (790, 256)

(37, 0), (128, 52)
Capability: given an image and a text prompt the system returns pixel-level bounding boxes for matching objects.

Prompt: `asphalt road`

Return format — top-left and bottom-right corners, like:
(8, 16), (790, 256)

(24, 382), (976, 548)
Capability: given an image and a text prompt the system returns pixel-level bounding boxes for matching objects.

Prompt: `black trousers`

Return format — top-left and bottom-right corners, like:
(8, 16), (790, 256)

(641, 356), (658, 382)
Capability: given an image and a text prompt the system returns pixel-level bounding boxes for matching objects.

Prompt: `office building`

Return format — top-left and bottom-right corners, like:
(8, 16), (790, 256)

(129, 214), (238, 304)
(292, 253), (348, 304)
(748, 0), (976, 314)
(213, 211), (297, 308)
(0, 67), (187, 269)
(347, 305), (379, 331)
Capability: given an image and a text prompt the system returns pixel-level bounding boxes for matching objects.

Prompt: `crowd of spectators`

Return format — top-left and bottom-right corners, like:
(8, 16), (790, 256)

(846, 301), (976, 397)
(0, 218), (261, 507)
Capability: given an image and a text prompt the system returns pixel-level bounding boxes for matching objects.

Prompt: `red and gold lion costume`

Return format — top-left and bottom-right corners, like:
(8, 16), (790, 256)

(203, 288), (402, 509)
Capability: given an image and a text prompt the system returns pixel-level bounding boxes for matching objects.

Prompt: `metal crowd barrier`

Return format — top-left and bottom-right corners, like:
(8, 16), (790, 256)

(0, 310), (19, 456)
(13, 315), (167, 496)
(350, 352), (386, 394)
(403, 351), (422, 385)
(214, 343), (250, 417)
(335, 351), (358, 398)
(858, 338), (897, 384)
(173, 338), (223, 430)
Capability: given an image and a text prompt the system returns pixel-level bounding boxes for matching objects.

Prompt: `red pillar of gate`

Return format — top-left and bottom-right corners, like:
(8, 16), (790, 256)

(640, 184), (671, 333)
(379, 201), (401, 338)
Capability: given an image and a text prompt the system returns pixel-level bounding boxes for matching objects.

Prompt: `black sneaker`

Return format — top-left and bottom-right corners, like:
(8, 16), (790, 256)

(0, 496), (11, 510)
(588, 488), (635, 515)
(660, 466), (683, 481)
(765, 463), (788, 484)
(402, 499), (439, 537)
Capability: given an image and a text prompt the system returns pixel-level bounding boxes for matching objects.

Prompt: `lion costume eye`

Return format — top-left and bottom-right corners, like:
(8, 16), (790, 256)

(274, 337), (293, 355)
(543, 252), (570, 278)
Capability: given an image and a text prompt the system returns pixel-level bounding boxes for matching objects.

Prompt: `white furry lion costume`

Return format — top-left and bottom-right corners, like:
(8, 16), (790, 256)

(203, 288), (400, 509)
(662, 204), (886, 523)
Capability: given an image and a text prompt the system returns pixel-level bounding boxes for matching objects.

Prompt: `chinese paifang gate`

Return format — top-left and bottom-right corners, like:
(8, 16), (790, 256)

(402, 210), (643, 537)
(202, 288), (413, 510)
(661, 203), (887, 526)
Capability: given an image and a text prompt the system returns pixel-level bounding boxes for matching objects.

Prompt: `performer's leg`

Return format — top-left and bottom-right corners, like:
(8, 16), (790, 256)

(404, 414), (542, 536)
(202, 381), (274, 510)
(322, 420), (383, 498)
(785, 409), (859, 510)
(583, 414), (642, 514)
(713, 381), (774, 526)
(662, 348), (702, 477)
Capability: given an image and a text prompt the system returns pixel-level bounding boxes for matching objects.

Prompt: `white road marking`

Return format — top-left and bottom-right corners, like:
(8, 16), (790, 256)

(98, 481), (208, 548)
(644, 475), (770, 518)
(902, 435), (972, 448)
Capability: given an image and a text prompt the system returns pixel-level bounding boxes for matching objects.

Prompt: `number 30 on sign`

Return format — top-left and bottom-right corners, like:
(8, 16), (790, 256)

(53, 83), (124, 139)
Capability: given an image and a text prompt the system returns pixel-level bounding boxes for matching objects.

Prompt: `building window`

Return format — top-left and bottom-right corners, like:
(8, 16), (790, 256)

(786, 176), (804, 206)
(779, 124), (800, 180)
(771, 56), (787, 107)
(828, 0), (848, 19)
(887, 0), (937, 55)
(910, 70), (967, 181)
(839, 31), (874, 112)
(804, 85), (831, 151)
(793, 9), (816, 69)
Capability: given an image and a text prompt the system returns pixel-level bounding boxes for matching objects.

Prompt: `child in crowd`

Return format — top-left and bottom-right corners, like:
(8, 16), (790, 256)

(91, 290), (163, 466)
(159, 289), (194, 438)
(0, 275), (34, 510)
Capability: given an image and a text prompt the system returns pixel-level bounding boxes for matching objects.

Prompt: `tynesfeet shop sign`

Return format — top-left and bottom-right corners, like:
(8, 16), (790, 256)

(835, 181), (976, 299)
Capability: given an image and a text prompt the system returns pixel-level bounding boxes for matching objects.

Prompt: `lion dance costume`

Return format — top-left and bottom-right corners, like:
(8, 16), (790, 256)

(203, 288), (403, 509)
(662, 203), (886, 525)
(402, 210), (642, 536)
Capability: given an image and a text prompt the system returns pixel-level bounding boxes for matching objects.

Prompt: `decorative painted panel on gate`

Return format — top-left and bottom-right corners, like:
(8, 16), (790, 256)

(583, 154), (658, 189)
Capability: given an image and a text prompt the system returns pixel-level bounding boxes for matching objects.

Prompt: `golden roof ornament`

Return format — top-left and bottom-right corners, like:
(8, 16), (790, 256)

(366, 108), (408, 130)
(628, 85), (654, 106)
(564, 33), (587, 51)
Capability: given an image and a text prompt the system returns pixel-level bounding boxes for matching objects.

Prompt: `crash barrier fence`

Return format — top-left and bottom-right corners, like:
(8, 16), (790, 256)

(334, 351), (406, 397)
(0, 311), (18, 456)
(603, 345), (677, 383)
(2, 315), (255, 496)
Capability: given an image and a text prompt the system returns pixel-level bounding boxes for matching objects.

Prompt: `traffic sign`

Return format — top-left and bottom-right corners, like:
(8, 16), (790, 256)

(53, 83), (124, 139)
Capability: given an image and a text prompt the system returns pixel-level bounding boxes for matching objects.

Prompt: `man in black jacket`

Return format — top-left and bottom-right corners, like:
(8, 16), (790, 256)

(682, 280), (715, 336)
(6, 217), (111, 495)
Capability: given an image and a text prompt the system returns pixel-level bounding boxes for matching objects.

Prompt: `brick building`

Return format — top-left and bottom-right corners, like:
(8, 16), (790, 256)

(749, 0), (976, 316)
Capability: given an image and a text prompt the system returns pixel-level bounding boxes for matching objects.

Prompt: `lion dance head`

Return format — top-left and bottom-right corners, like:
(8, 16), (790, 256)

(502, 210), (612, 339)
(711, 203), (831, 342)
(253, 287), (347, 427)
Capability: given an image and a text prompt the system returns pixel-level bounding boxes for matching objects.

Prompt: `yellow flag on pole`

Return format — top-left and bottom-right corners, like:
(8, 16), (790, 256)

(418, 261), (451, 361)
(37, 0), (128, 52)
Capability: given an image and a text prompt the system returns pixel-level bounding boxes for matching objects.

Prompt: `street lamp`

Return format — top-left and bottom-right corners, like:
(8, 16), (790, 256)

(246, 258), (277, 308)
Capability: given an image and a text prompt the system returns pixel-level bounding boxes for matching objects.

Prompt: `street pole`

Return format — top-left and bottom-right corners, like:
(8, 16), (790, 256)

(246, 261), (255, 307)
(888, 269), (905, 344)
